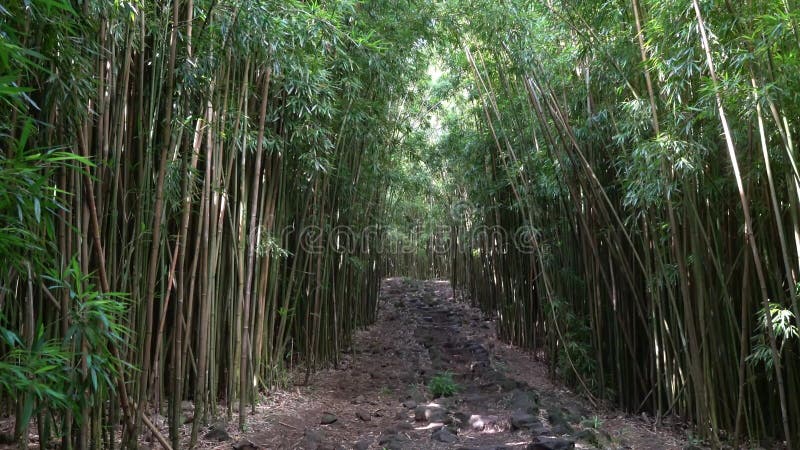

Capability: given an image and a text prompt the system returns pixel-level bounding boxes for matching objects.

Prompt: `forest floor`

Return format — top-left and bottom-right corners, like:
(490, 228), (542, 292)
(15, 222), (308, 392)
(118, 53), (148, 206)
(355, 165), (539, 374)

(184, 278), (697, 450)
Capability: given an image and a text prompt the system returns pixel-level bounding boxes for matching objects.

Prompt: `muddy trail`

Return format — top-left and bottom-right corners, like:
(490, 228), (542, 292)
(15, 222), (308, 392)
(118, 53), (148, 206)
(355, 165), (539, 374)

(191, 279), (691, 450)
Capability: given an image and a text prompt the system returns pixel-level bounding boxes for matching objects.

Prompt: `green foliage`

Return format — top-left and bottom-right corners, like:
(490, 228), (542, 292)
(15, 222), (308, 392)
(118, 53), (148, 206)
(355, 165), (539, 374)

(747, 303), (798, 373)
(549, 298), (598, 394)
(0, 321), (73, 426)
(60, 259), (131, 400)
(427, 371), (459, 398)
(580, 415), (603, 429)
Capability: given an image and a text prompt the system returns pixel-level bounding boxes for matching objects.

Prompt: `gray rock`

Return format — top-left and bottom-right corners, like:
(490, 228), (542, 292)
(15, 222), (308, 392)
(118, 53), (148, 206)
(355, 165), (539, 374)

(204, 423), (230, 441)
(510, 411), (540, 430)
(232, 439), (260, 450)
(527, 437), (575, 450)
(320, 412), (338, 425)
(508, 389), (539, 413)
(431, 426), (459, 443)
(378, 432), (409, 450)
(354, 439), (371, 450)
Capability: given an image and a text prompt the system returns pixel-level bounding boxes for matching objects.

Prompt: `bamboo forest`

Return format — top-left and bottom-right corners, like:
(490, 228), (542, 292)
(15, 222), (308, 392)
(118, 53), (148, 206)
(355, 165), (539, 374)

(2, 0), (800, 448)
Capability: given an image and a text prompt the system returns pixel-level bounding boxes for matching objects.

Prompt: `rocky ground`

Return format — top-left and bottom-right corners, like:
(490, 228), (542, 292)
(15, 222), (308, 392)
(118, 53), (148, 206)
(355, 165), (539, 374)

(186, 278), (694, 450)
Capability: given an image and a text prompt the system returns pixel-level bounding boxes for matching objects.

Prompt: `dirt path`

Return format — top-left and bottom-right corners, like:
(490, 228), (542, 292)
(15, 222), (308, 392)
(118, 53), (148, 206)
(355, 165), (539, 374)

(194, 278), (693, 450)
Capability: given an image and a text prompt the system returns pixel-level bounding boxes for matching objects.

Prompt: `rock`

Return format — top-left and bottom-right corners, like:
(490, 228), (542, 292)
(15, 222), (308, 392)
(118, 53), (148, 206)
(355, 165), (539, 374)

(355, 409), (371, 421)
(510, 411), (540, 430)
(431, 426), (459, 443)
(527, 437), (575, 450)
(204, 423), (231, 442)
(547, 409), (574, 434)
(320, 412), (338, 425)
(232, 439), (260, 450)
(508, 389), (539, 413)
(378, 432), (409, 450)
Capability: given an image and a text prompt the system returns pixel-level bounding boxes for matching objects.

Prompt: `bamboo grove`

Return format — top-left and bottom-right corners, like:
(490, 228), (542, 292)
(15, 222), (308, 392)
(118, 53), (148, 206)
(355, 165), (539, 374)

(4, 0), (800, 448)
(0, 0), (434, 448)
(427, 0), (800, 447)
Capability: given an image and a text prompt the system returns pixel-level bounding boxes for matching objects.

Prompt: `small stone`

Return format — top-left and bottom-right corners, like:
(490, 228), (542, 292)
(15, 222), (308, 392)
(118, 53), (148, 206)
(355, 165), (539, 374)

(355, 409), (371, 422)
(548, 409), (569, 427)
(204, 423), (230, 442)
(378, 432), (409, 450)
(527, 437), (575, 450)
(232, 439), (261, 450)
(320, 412), (338, 425)
(431, 426), (459, 443)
